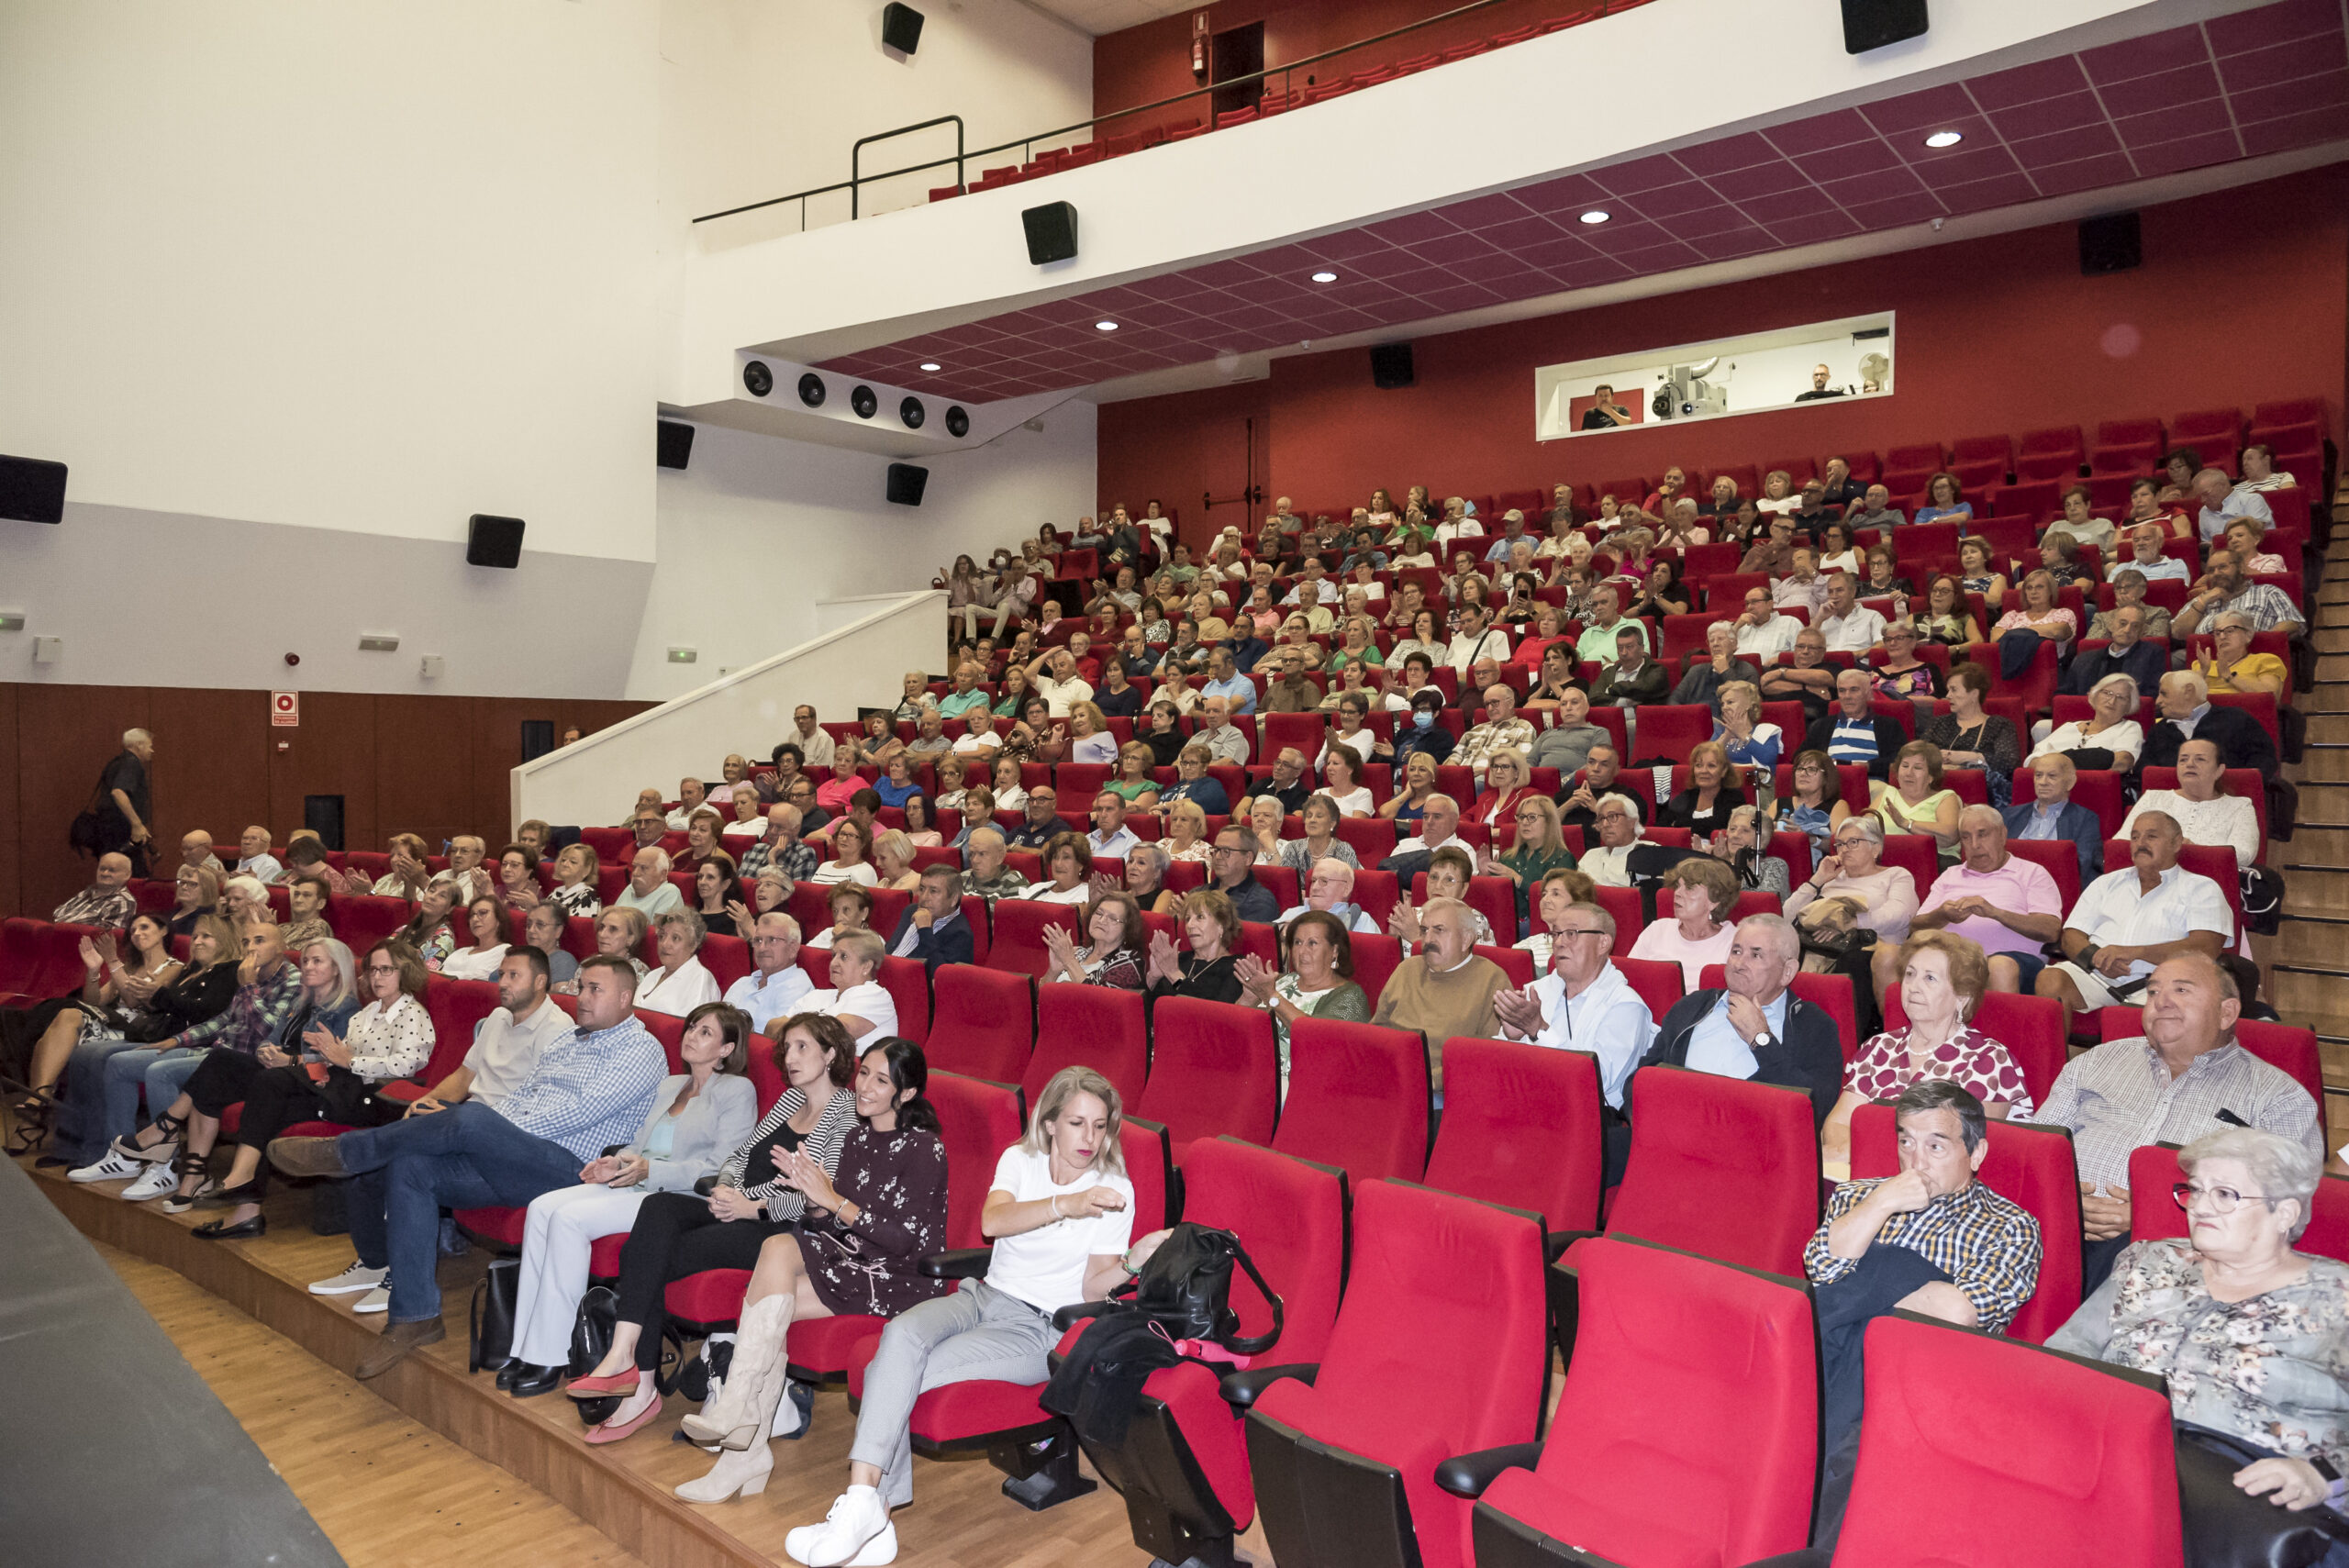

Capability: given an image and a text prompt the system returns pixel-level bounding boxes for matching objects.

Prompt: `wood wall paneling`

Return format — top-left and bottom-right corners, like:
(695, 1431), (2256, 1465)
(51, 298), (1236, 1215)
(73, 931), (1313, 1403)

(159, 688), (276, 849)
(269, 691), (380, 854)
(16, 684), (154, 916)
(373, 695), (478, 857)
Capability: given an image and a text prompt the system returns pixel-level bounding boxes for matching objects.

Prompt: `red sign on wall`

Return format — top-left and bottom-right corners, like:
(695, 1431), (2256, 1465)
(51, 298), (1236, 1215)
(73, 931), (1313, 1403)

(270, 691), (299, 728)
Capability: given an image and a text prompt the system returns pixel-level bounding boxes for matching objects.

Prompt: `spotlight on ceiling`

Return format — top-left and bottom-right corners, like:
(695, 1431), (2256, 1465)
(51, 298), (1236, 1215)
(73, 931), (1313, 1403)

(850, 384), (877, 418)
(742, 360), (774, 396)
(796, 372), (825, 407)
(1095, 319), (1119, 331)
(918, 361), (942, 373)
(1310, 270), (1339, 283)
(1924, 129), (1964, 148)
(1577, 209), (1611, 225)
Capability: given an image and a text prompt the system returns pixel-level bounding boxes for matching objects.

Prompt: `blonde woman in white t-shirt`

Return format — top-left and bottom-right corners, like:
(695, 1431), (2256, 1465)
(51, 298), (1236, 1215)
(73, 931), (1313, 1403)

(786, 1066), (1173, 1567)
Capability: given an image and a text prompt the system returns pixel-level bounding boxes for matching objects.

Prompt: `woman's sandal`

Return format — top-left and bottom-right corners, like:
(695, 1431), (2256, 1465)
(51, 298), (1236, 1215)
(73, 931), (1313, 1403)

(114, 1111), (187, 1163)
(5, 1088), (57, 1156)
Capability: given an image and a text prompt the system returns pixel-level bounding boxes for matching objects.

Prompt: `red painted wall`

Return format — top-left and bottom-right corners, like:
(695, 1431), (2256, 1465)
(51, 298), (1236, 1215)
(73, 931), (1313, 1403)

(1092, 0), (1583, 125)
(1100, 164), (2349, 550)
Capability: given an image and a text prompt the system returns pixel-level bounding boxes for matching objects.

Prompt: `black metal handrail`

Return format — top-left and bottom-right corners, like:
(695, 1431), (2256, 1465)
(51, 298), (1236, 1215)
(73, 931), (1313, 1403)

(692, 0), (1627, 226)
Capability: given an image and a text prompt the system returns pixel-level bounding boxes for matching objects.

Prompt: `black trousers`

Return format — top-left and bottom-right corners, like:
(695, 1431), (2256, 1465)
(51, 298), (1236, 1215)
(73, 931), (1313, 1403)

(610, 1190), (783, 1371)
(1813, 1245), (1954, 1551)
(184, 1050), (266, 1119)
(2080, 1229), (2132, 1296)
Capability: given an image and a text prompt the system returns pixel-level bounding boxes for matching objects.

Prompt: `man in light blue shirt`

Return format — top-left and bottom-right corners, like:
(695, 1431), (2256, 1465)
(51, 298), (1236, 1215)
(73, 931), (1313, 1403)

(1482, 509), (1532, 562)
(2193, 466), (2271, 542)
(268, 952), (666, 1377)
(726, 913), (816, 1034)
(1200, 647), (1256, 716)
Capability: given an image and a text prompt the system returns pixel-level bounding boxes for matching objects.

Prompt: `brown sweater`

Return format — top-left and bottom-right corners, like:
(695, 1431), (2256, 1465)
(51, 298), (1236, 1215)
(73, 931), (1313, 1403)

(1370, 954), (1508, 1096)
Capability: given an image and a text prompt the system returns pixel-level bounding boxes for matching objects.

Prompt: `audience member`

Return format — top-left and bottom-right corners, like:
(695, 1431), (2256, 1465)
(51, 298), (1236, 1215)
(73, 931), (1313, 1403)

(1237, 910), (1373, 1100)
(1637, 913), (1840, 1129)
(1627, 858), (1740, 986)
(1895, 807), (2064, 995)
(2034, 811), (2232, 1031)
(884, 864), (974, 974)
(1815, 574), (1887, 654)
(724, 914), (813, 1035)
(1671, 622), (1762, 711)
(1805, 668), (1908, 779)
(1143, 890), (1248, 1004)
(2194, 612), (2289, 697)
(2139, 669), (2279, 776)
(1369, 896), (1506, 1101)
(52, 851), (138, 929)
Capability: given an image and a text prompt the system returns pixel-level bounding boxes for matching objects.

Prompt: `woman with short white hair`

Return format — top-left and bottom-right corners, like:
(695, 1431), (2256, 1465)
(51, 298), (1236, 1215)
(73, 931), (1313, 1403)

(638, 910), (721, 1016)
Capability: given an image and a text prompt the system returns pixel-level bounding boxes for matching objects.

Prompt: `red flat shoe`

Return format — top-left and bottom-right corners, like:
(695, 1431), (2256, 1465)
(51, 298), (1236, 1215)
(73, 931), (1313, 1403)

(584, 1392), (663, 1446)
(566, 1369), (642, 1398)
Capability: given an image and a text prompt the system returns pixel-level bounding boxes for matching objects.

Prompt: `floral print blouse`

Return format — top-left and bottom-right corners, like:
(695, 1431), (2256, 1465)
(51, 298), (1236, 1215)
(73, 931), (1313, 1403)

(1843, 1023), (2035, 1117)
(2049, 1240), (2349, 1475)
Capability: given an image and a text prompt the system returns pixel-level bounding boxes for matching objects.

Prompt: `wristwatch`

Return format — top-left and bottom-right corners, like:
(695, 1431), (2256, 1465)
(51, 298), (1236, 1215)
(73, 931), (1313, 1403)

(1750, 1029), (1775, 1050)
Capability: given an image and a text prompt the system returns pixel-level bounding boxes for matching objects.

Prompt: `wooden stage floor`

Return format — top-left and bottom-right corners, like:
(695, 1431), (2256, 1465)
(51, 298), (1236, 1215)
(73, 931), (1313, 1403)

(26, 1158), (1275, 1568)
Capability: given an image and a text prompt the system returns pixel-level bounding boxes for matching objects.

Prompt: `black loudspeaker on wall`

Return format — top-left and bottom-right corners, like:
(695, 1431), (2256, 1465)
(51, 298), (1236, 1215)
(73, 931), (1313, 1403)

(1841, 0), (1928, 53)
(881, 3), (924, 54)
(466, 514), (526, 569)
(885, 463), (930, 506)
(0, 453), (68, 525)
(1023, 201), (1079, 266)
(656, 420), (696, 470)
(2079, 211), (2142, 275)
(1370, 342), (1415, 389)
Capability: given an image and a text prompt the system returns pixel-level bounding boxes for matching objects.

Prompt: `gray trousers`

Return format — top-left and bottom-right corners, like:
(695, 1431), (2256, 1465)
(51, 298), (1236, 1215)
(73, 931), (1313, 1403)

(851, 1278), (1056, 1507)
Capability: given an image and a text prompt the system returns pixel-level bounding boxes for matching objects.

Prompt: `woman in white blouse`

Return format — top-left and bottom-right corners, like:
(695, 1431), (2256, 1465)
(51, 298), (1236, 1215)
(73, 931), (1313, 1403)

(988, 754), (1029, 812)
(2030, 672), (2144, 771)
(1320, 742), (1375, 817)
(1163, 800), (1213, 862)
(805, 930), (897, 1041)
(812, 818), (880, 888)
(721, 784), (767, 844)
(638, 909), (722, 1016)
(1022, 834), (1095, 906)
(806, 884), (873, 950)
(1318, 696), (1381, 771)
(546, 843), (604, 919)
(440, 895), (514, 981)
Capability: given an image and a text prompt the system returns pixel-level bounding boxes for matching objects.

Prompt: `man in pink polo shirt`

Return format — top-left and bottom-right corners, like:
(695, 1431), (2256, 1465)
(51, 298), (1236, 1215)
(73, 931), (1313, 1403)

(1873, 806), (2065, 1003)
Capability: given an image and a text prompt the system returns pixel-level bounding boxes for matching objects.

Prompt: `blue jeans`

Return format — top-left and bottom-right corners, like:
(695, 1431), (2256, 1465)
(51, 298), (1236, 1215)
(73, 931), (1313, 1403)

(51, 1035), (153, 1164)
(90, 1047), (206, 1159)
(333, 1102), (583, 1324)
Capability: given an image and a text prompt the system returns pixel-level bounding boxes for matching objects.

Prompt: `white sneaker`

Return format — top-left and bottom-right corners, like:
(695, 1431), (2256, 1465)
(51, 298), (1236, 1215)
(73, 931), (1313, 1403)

(354, 1285), (390, 1314)
(69, 1150), (141, 1184)
(785, 1486), (896, 1567)
(308, 1262), (388, 1296)
(121, 1163), (179, 1202)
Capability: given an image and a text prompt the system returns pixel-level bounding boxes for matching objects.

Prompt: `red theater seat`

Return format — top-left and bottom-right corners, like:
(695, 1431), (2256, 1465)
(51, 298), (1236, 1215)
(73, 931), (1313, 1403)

(1134, 997), (1278, 1152)
(1273, 1017), (1431, 1181)
(1586, 1065), (1820, 1275)
(926, 963), (1033, 1082)
(1245, 1179), (1549, 1568)
(1449, 1237), (1818, 1568)
(1026, 983), (1148, 1107)
(1421, 1037), (1603, 1234)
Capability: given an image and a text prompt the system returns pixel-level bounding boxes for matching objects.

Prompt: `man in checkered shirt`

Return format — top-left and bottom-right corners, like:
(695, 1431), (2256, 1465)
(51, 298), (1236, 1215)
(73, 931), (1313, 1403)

(1806, 1079), (2042, 1548)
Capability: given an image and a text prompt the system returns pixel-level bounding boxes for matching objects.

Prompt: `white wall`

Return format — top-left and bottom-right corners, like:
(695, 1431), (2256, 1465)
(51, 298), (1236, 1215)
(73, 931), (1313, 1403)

(0, 502), (651, 696)
(626, 405), (1097, 700)
(0, 0), (664, 562)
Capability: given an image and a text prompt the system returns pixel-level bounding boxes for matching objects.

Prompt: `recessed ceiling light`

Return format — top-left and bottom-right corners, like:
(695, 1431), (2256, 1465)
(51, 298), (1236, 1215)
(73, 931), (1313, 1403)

(1310, 270), (1339, 283)
(1095, 319), (1119, 331)
(1923, 129), (1964, 149)
(1578, 209), (1611, 225)
(918, 361), (942, 373)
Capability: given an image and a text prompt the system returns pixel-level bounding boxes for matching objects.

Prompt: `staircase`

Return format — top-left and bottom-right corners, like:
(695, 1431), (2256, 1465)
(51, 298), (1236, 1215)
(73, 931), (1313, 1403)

(2261, 476), (2349, 1150)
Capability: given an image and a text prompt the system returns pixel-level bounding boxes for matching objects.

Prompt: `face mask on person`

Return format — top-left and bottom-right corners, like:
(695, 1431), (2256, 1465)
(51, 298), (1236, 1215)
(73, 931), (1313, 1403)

(1412, 710), (1435, 729)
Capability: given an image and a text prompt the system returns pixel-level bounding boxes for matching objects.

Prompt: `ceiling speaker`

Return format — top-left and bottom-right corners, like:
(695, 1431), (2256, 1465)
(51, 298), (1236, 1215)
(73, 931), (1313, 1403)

(850, 384), (878, 418)
(1370, 342), (1415, 390)
(2079, 211), (2142, 275)
(881, 3), (925, 54)
(466, 514), (525, 569)
(797, 372), (827, 407)
(899, 396), (926, 429)
(742, 360), (774, 396)
(943, 405), (970, 439)
(0, 453), (68, 525)
(1023, 201), (1079, 266)
(656, 420), (695, 470)
(1841, 0), (1928, 53)
(885, 463), (929, 506)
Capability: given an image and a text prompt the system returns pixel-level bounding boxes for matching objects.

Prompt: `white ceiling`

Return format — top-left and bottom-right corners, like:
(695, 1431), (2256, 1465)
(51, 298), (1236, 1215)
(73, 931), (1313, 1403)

(1019, 0), (1197, 38)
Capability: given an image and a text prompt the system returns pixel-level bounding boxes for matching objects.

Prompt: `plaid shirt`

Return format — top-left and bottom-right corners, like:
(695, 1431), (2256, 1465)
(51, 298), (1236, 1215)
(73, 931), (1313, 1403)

(1453, 717), (1536, 782)
(495, 1015), (668, 1162)
(962, 867), (1029, 906)
(1807, 1176), (2043, 1334)
(2211, 583), (2303, 634)
(52, 884), (137, 929)
(176, 958), (306, 1055)
(2036, 1037), (2322, 1190)
(739, 838), (817, 884)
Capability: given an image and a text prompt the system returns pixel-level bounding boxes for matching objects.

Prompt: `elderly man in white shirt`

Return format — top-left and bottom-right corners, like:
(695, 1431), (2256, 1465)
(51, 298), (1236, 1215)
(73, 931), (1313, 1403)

(725, 913), (816, 1035)
(2034, 809), (2233, 1032)
(1448, 605), (1513, 678)
(1086, 792), (1142, 860)
(1491, 900), (1657, 1108)
(1773, 548), (1829, 612)
(2193, 465), (2272, 543)
(1276, 858), (1382, 934)
(1578, 795), (1644, 887)
(1195, 698), (1252, 765)
(1734, 585), (1804, 661)
(1390, 795), (1465, 862)
(789, 706), (836, 768)
(1815, 573), (1887, 654)
(1025, 647), (1095, 717)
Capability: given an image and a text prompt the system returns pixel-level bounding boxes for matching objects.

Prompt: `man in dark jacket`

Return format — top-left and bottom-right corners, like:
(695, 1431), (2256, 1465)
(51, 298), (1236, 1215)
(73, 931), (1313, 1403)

(2136, 671), (2278, 778)
(885, 864), (974, 976)
(2000, 755), (2104, 884)
(1801, 669), (1910, 780)
(1636, 913), (1842, 1129)
(2058, 605), (2164, 700)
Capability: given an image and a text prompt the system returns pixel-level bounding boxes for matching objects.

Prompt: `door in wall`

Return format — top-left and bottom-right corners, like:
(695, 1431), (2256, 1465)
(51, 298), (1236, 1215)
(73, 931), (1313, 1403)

(1211, 23), (1264, 121)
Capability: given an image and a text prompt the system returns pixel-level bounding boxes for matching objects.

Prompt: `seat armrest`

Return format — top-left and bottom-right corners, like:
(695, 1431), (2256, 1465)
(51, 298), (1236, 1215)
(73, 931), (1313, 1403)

(1219, 1362), (1318, 1411)
(1433, 1442), (1544, 1499)
(1545, 1228), (1598, 1264)
(1732, 1552), (1831, 1567)
(1050, 1299), (1120, 1331)
(918, 1247), (993, 1280)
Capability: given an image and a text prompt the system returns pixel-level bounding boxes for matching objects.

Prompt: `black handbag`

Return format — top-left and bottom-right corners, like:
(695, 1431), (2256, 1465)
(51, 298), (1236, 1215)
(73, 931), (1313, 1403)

(567, 1284), (619, 1377)
(2175, 1423), (2349, 1568)
(1114, 1222), (1282, 1355)
(468, 1257), (519, 1373)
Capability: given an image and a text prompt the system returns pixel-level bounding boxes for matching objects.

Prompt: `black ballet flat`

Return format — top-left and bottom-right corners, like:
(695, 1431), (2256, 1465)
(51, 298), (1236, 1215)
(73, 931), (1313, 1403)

(192, 1215), (267, 1240)
(197, 1179), (266, 1207)
(507, 1364), (564, 1398)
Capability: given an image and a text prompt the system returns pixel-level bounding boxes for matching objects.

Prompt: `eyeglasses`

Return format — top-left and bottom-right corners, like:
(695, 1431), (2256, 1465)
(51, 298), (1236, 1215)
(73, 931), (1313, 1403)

(1552, 928), (1609, 941)
(2172, 1182), (2279, 1216)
